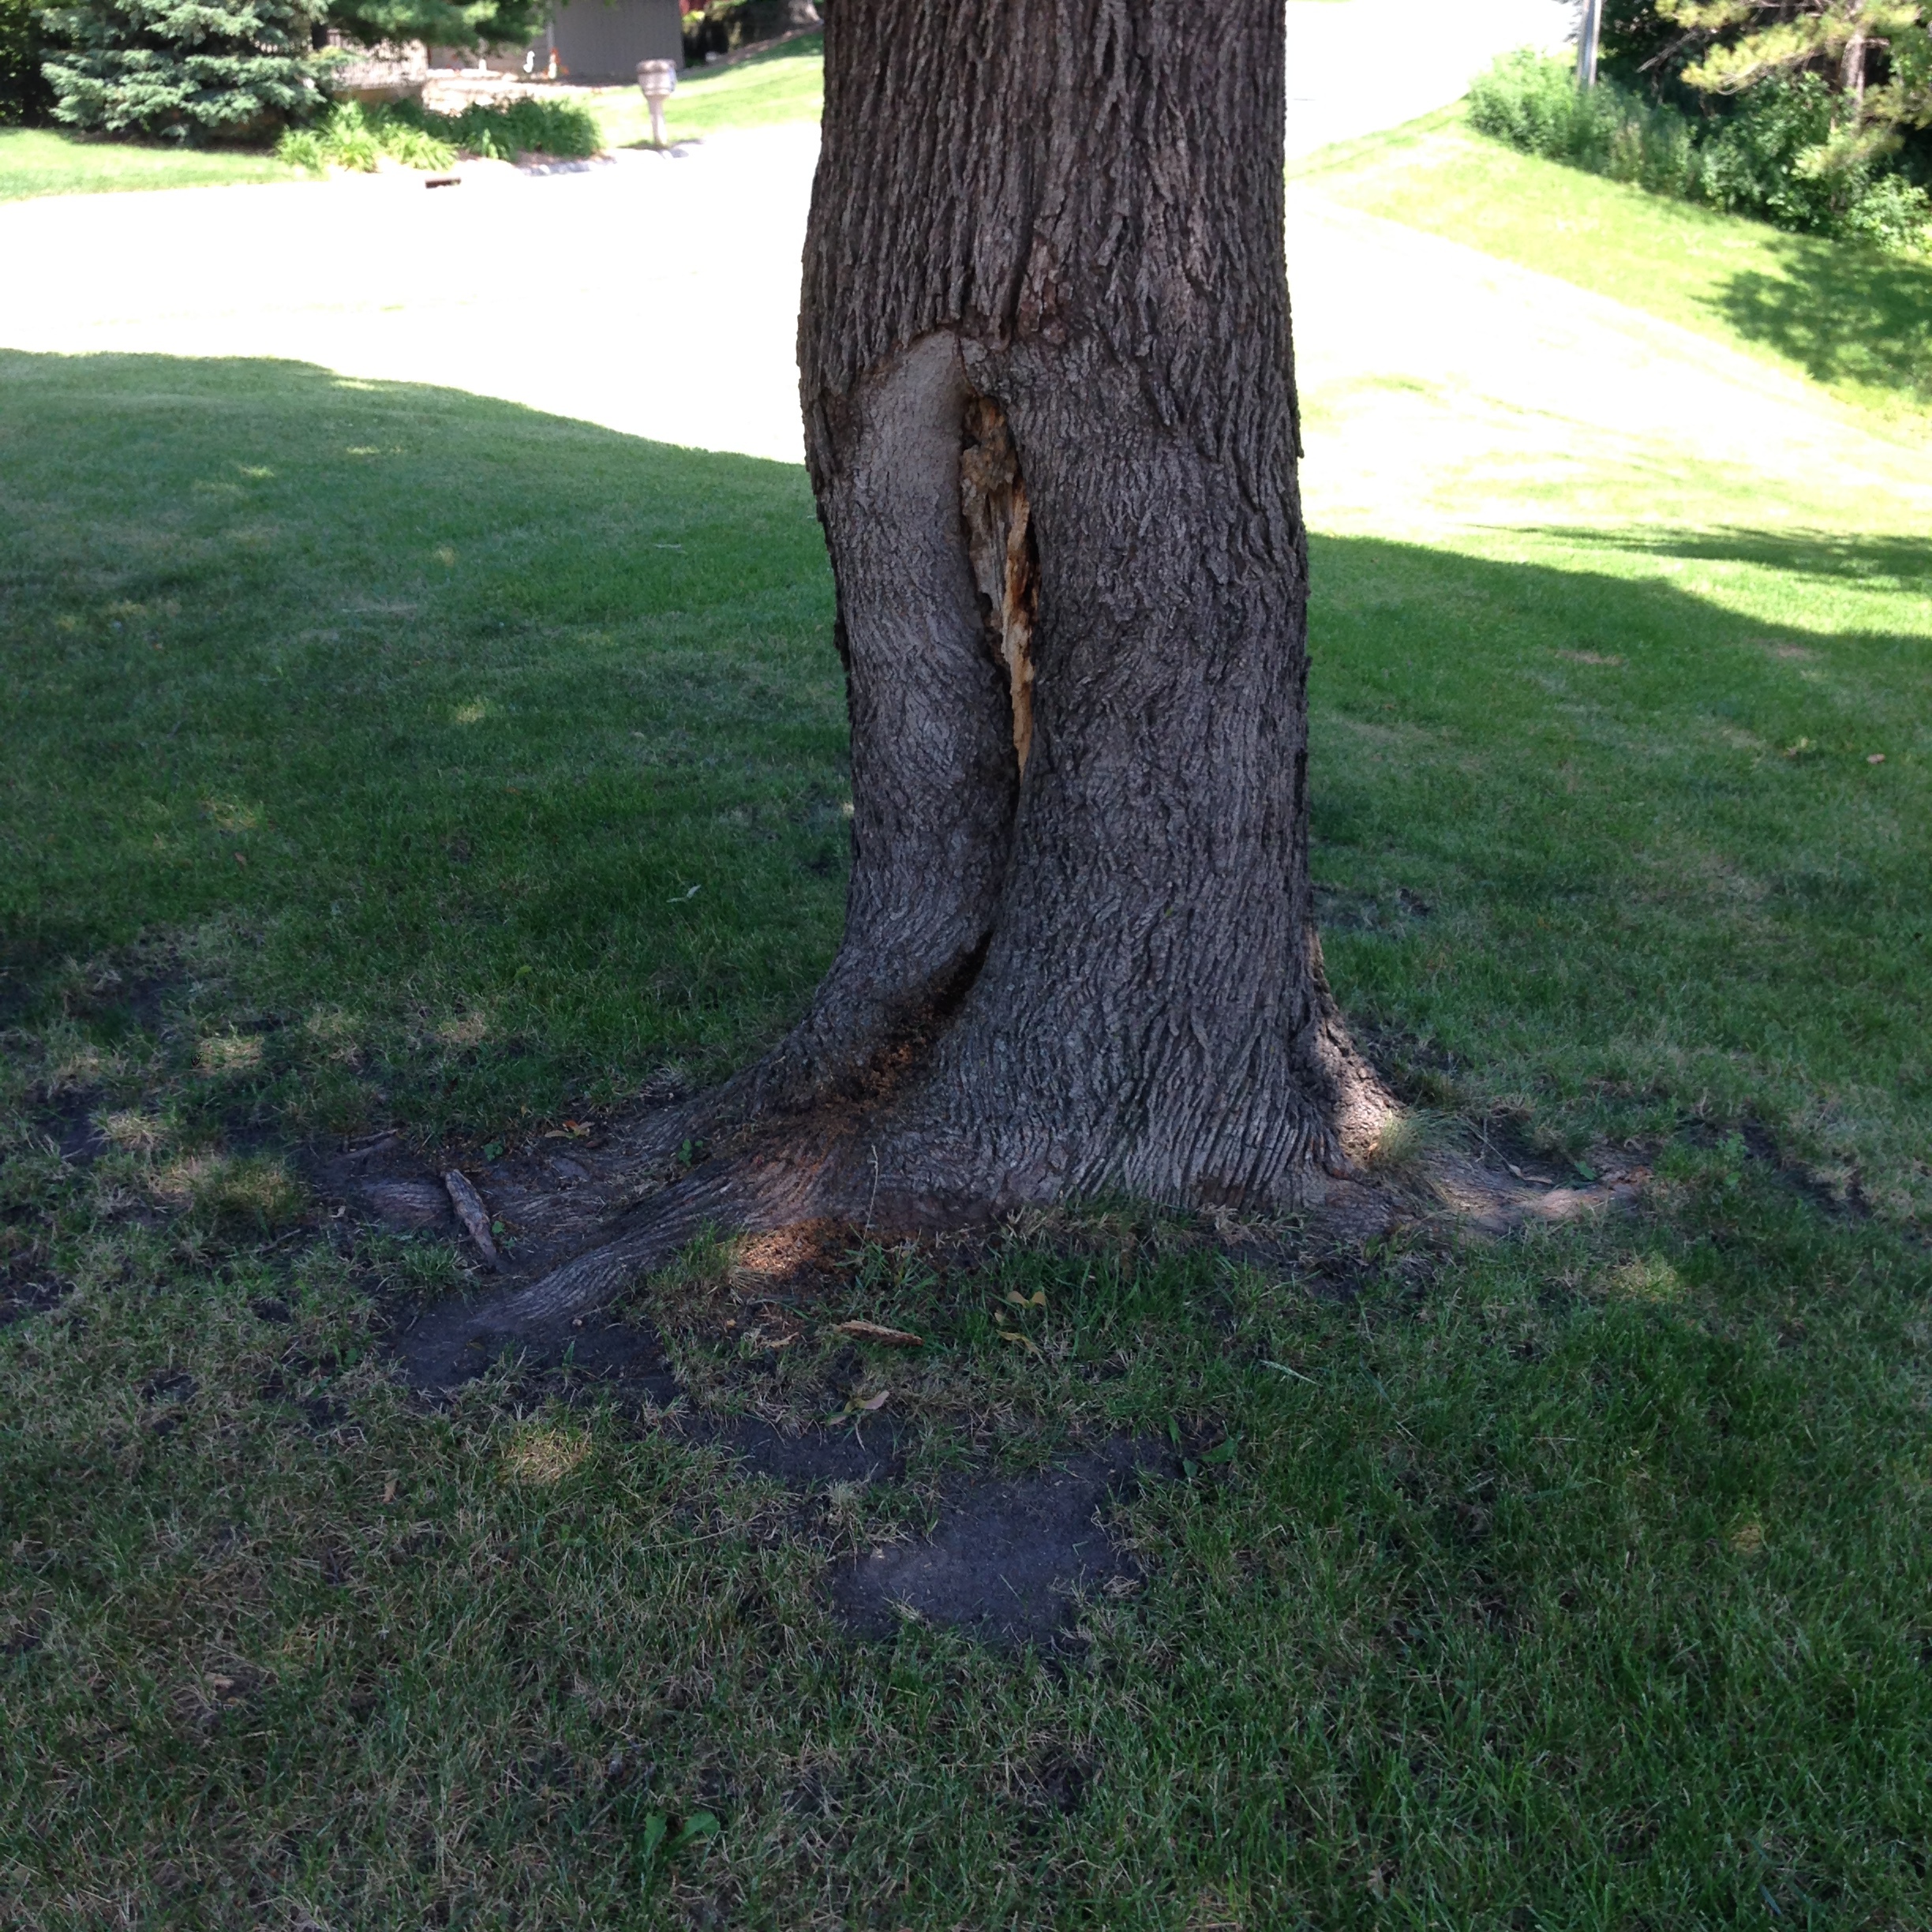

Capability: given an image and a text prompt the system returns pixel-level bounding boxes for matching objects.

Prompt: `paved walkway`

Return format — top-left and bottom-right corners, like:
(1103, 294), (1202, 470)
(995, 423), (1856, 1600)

(1284, 0), (1571, 156)
(4, 0), (1926, 530)
(0, 2), (1573, 467)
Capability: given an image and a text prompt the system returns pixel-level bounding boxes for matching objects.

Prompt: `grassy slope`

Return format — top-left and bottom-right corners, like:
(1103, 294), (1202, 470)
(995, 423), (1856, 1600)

(1297, 107), (1932, 432)
(0, 127), (303, 200)
(3, 135), (1931, 1932)
(0, 32), (824, 204)
(586, 32), (824, 149)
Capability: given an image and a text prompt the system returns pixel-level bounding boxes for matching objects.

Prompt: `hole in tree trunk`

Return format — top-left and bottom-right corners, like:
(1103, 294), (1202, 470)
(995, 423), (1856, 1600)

(959, 393), (1038, 775)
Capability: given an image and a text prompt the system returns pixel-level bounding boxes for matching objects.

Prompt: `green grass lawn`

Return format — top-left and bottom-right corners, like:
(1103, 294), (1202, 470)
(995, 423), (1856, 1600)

(586, 31), (824, 149)
(5, 116), (1932, 1927)
(0, 32), (823, 203)
(1298, 107), (1932, 432)
(0, 126), (305, 201)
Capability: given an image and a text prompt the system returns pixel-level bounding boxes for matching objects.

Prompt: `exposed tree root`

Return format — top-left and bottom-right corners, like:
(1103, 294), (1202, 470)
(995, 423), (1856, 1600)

(378, 1071), (1643, 1395)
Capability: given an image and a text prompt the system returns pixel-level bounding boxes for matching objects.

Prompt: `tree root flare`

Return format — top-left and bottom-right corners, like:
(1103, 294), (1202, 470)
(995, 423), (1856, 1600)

(384, 1093), (1646, 1395)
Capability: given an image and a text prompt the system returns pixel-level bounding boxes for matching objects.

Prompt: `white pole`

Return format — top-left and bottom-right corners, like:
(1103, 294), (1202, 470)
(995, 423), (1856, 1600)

(1577, 0), (1604, 88)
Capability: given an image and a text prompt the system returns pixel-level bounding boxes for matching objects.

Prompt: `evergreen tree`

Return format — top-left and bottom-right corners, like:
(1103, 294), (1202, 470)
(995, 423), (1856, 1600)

(1606, 0), (1930, 127)
(1663, 2), (1931, 209)
(1600, 0), (1709, 95)
(39, 0), (325, 140)
(2, 0), (53, 121)
(1665, 1), (1930, 131)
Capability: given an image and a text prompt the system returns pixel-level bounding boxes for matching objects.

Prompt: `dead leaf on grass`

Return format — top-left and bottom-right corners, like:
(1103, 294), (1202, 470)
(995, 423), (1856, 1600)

(827, 1389), (891, 1425)
(833, 1320), (923, 1347)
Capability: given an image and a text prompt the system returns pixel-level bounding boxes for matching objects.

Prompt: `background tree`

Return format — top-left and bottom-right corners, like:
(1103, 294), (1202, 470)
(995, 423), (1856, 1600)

(2, 0), (52, 120)
(35, 0), (552, 140)
(1606, 1), (1931, 133)
(1489, 2), (1930, 245)
(1662, 2), (1932, 227)
(322, 0), (545, 54)
(1666, 0), (1930, 118)
(39, 0), (324, 138)
(1599, 0), (1713, 95)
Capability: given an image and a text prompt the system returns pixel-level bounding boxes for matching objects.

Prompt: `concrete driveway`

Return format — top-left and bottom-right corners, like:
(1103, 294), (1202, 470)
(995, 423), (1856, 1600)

(5, 0), (1924, 530)
(0, 134), (818, 462)
(0, 2), (1574, 467)
(1284, 0), (1571, 156)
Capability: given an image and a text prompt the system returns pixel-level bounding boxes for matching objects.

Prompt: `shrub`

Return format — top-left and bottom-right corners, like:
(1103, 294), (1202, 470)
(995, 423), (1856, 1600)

(425, 92), (598, 159)
(2, 0), (52, 122)
(276, 92), (598, 172)
(1702, 72), (1930, 252)
(1467, 46), (1593, 157)
(1468, 48), (1705, 198)
(1469, 48), (1930, 254)
(39, 0), (328, 141)
(277, 98), (450, 169)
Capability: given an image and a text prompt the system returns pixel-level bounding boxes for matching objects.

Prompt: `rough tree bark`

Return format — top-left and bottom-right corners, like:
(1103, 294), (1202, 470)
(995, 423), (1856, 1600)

(485, 0), (1383, 1332)
(792, 0), (1380, 1215)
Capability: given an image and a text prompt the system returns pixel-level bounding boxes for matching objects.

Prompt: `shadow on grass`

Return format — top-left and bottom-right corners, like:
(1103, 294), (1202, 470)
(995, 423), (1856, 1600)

(1709, 234), (1932, 409)
(1519, 523), (1932, 590)
(698, 27), (822, 69)
(3, 348), (1926, 1152)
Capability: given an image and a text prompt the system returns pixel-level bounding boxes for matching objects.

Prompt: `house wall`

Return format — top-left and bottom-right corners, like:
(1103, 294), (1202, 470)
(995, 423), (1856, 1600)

(547, 0), (683, 81)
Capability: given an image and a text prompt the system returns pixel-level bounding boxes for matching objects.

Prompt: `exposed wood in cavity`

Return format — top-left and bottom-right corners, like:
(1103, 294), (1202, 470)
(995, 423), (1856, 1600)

(959, 394), (1038, 773)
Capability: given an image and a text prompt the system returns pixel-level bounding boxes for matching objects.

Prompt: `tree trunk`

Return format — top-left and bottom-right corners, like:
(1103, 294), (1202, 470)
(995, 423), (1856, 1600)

(1839, 12), (1867, 113)
(414, 0), (1386, 1351)
(789, 0), (1379, 1219)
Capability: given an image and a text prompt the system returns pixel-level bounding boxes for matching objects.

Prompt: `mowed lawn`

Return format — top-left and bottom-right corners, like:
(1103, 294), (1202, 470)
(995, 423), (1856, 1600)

(0, 127), (305, 201)
(1297, 105), (1932, 432)
(2, 125), (1931, 1932)
(0, 33), (826, 204)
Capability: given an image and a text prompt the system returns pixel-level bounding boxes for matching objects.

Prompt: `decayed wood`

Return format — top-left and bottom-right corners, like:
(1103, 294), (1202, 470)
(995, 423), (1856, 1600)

(443, 1169), (503, 1270)
(960, 394), (1038, 771)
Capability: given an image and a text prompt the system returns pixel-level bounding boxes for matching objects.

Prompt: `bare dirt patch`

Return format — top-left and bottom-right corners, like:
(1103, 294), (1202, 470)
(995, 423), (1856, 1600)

(826, 1437), (1159, 1650)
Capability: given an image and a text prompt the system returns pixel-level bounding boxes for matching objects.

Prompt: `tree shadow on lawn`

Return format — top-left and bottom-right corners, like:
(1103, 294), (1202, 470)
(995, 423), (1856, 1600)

(1519, 522), (1932, 592)
(1706, 232), (1932, 413)
(4, 350), (1925, 1193)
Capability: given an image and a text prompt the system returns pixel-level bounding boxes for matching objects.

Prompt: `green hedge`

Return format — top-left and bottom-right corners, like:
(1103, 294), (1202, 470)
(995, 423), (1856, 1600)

(276, 93), (600, 173)
(1468, 50), (1930, 255)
